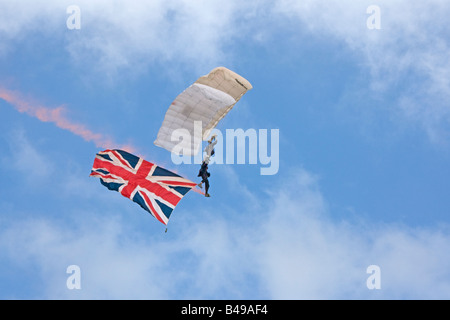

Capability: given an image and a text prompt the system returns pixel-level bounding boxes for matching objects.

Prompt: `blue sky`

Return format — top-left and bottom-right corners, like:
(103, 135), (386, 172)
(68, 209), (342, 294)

(1, 0), (450, 299)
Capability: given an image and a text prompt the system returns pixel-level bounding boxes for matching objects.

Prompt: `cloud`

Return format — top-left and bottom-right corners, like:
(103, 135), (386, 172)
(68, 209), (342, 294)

(1, 167), (449, 299)
(274, 0), (450, 142)
(2, 0), (447, 143)
(256, 175), (450, 299)
(2, 128), (53, 182)
(2, 0), (449, 100)
(0, 0), (249, 77)
(65, 0), (258, 74)
(0, 1), (271, 81)
(0, 0), (64, 56)
(0, 215), (168, 299)
(0, 87), (138, 153)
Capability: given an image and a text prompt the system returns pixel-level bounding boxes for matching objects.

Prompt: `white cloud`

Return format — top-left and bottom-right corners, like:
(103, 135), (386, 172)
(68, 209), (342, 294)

(0, 0), (243, 74)
(2, 0), (448, 141)
(259, 172), (450, 299)
(0, 215), (168, 299)
(62, 0), (247, 77)
(1, 167), (449, 299)
(0, 0), (65, 56)
(274, 0), (450, 142)
(2, 128), (53, 182)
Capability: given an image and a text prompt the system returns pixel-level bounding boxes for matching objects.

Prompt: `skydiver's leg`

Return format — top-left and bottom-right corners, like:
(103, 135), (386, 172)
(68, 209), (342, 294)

(198, 176), (207, 189)
(205, 179), (209, 195)
(201, 173), (210, 197)
(198, 162), (207, 188)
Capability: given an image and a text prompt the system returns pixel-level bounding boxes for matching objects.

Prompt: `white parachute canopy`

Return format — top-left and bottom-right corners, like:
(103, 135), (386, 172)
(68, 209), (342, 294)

(154, 67), (252, 156)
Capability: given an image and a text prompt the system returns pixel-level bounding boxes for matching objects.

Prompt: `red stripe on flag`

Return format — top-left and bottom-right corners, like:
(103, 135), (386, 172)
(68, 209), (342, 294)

(93, 157), (182, 207)
(140, 191), (167, 225)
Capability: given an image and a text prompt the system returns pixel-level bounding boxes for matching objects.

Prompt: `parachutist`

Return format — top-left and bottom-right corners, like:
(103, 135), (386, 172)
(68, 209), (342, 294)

(198, 161), (211, 197)
(197, 136), (216, 198)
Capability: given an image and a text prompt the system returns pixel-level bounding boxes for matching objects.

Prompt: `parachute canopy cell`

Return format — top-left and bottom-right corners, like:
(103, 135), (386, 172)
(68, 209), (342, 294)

(154, 67), (252, 156)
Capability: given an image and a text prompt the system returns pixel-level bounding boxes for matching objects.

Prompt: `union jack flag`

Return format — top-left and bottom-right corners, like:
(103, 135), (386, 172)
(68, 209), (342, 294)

(90, 149), (197, 225)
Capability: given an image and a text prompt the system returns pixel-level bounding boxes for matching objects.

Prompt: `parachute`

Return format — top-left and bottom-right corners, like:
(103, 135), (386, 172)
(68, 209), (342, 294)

(154, 67), (252, 156)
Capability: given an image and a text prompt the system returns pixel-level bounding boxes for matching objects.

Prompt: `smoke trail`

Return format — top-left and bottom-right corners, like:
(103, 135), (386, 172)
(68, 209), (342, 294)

(191, 186), (205, 196)
(0, 87), (137, 153)
(0, 87), (205, 189)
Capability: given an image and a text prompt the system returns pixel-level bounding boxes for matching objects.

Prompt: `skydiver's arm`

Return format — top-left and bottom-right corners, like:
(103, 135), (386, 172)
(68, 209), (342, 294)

(208, 135), (217, 144)
(204, 139), (218, 156)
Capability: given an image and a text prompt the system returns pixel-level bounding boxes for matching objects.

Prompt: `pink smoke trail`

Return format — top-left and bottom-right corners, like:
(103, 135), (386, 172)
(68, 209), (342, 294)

(191, 187), (205, 196)
(0, 87), (205, 191)
(0, 87), (137, 153)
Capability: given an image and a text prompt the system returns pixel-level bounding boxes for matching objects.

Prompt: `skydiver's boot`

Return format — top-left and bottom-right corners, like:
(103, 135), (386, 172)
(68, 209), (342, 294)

(205, 193), (210, 197)
(198, 182), (203, 188)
